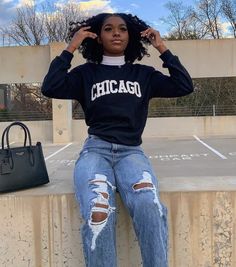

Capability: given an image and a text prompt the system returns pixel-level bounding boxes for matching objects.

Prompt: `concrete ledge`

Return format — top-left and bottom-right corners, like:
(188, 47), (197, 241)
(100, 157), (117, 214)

(1, 116), (236, 143)
(72, 116), (236, 143)
(1, 176), (236, 266)
(1, 39), (236, 83)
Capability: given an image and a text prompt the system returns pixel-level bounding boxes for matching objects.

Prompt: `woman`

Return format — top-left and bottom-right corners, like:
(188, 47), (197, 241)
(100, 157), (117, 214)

(42, 12), (194, 267)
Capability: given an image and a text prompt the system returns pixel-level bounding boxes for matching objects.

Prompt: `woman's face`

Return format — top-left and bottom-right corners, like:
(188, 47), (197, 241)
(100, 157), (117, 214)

(98, 15), (129, 56)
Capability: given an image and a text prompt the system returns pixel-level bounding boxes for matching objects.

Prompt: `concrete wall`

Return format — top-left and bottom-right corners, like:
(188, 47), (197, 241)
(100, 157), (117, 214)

(1, 39), (236, 83)
(1, 187), (236, 266)
(143, 116), (236, 138)
(0, 45), (50, 84)
(0, 40), (236, 267)
(72, 115), (236, 143)
(0, 116), (235, 143)
(0, 121), (52, 143)
(143, 39), (236, 78)
(1, 39), (236, 143)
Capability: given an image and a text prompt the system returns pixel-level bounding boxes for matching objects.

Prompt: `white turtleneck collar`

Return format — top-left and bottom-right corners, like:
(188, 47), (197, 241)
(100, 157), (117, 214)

(101, 55), (125, 66)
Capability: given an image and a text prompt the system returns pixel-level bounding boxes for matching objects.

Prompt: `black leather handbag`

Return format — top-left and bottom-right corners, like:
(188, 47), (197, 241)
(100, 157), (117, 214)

(0, 121), (49, 193)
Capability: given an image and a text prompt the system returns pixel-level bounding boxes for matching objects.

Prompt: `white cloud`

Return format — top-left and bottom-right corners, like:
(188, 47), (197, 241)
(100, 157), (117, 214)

(16, 0), (35, 7)
(130, 3), (139, 9)
(0, 0), (116, 25)
(221, 21), (232, 37)
(123, 9), (131, 13)
(2, 0), (14, 3)
(54, 0), (115, 16)
(78, 0), (115, 15)
(152, 20), (162, 27)
(16, 0), (46, 8)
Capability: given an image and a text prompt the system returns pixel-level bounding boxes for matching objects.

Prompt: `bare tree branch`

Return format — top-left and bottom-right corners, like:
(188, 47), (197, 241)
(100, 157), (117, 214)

(162, 1), (208, 40)
(193, 0), (223, 39)
(221, 0), (236, 37)
(1, 1), (87, 46)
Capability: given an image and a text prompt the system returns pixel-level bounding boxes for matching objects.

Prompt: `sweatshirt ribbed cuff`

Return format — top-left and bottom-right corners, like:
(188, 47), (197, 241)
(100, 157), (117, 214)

(159, 49), (173, 62)
(60, 50), (74, 64)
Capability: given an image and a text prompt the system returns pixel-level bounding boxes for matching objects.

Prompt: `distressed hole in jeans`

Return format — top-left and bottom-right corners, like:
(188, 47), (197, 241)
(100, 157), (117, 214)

(91, 192), (109, 223)
(133, 182), (153, 190)
(133, 171), (164, 217)
(88, 174), (115, 250)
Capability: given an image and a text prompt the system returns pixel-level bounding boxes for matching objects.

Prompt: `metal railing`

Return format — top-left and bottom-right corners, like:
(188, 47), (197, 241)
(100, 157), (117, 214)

(0, 111), (52, 121)
(73, 105), (236, 119)
(0, 105), (235, 122)
(147, 105), (236, 117)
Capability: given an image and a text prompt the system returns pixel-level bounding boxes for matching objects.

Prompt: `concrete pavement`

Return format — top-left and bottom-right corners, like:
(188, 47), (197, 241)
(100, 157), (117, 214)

(8, 135), (235, 196)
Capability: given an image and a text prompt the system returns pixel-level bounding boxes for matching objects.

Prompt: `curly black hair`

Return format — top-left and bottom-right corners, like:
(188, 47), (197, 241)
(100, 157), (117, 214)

(66, 13), (151, 63)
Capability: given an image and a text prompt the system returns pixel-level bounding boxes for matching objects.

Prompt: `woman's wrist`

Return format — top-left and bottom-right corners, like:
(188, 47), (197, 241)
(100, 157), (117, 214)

(65, 44), (77, 54)
(155, 44), (168, 54)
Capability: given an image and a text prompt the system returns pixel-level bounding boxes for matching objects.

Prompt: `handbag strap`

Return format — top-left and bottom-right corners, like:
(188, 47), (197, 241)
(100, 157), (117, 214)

(2, 122), (35, 168)
(5, 121), (32, 149)
(1, 122), (27, 149)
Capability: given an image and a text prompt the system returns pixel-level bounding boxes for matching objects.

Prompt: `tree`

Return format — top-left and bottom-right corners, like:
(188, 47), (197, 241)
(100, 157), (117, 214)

(9, 83), (51, 113)
(162, 1), (208, 40)
(0, 0), (86, 46)
(2, 3), (45, 46)
(42, 1), (87, 43)
(192, 0), (223, 39)
(221, 0), (236, 37)
(0, 1), (88, 121)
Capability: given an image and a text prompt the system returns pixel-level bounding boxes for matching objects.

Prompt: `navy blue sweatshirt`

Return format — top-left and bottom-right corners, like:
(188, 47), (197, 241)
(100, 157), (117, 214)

(41, 49), (193, 145)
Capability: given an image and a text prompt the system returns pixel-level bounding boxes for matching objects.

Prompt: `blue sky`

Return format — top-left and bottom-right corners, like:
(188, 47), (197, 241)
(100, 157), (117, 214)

(0, 0), (195, 35)
(101, 0), (195, 34)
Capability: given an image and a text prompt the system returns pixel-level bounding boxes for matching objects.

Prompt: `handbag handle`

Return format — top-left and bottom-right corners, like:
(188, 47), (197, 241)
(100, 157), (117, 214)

(2, 122), (35, 168)
(6, 122), (32, 149)
(1, 122), (27, 149)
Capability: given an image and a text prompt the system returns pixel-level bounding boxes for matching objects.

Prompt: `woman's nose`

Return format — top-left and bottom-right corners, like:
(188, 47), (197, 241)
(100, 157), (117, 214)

(113, 29), (120, 36)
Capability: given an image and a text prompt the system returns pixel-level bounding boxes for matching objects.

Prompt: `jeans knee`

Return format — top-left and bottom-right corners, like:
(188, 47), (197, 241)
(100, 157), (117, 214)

(91, 192), (109, 224)
(133, 192), (158, 211)
(132, 171), (164, 217)
(87, 174), (116, 250)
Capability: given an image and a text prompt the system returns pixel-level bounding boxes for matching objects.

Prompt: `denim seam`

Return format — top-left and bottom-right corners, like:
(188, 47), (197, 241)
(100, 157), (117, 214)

(114, 170), (133, 210)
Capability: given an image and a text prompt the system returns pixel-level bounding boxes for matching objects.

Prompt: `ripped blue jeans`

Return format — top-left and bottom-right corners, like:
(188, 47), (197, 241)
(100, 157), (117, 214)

(74, 135), (168, 267)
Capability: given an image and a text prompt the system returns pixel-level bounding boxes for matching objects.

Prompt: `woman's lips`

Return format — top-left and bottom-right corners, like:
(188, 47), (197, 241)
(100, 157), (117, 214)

(111, 40), (122, 44)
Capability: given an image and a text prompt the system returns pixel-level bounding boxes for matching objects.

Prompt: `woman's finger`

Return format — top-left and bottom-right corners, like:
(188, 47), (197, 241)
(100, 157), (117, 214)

(87, 32), (97, 39)
(140, 28), (157, 39)
(80, 26), (91, 30)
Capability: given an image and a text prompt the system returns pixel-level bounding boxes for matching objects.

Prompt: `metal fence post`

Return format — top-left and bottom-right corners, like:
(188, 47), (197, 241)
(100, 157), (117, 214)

(213, 104), (216, 116)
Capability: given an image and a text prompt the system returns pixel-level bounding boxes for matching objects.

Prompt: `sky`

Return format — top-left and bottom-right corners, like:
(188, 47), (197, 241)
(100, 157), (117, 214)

(0, 0), (196, 35)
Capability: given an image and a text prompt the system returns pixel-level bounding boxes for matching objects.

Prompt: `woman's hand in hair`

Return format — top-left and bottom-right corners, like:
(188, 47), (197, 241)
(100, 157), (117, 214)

(140, 28), (167, 54)
(66, 26), (97, 54)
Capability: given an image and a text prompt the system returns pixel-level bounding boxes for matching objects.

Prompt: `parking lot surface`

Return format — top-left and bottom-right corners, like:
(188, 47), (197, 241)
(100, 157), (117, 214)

(10, 135), (236, 195)
(41, 135), (235, 184)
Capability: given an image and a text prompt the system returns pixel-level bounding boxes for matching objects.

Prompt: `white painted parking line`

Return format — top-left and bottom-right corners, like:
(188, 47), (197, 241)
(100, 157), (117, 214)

(193, 135), (227, 160)
(45, 143), (73, 161)
(149, 153), (209, 161)
(3, 142), (16, 147)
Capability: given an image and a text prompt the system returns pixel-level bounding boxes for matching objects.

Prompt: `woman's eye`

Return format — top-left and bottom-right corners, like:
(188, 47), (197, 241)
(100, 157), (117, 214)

(104, 27), (112, 31)
(120, 27), (127, 31)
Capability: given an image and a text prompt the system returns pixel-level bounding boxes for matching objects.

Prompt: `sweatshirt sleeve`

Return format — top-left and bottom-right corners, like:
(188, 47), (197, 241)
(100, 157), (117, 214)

(41, 50), (83, 101)
(149, 50), (194, 98)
